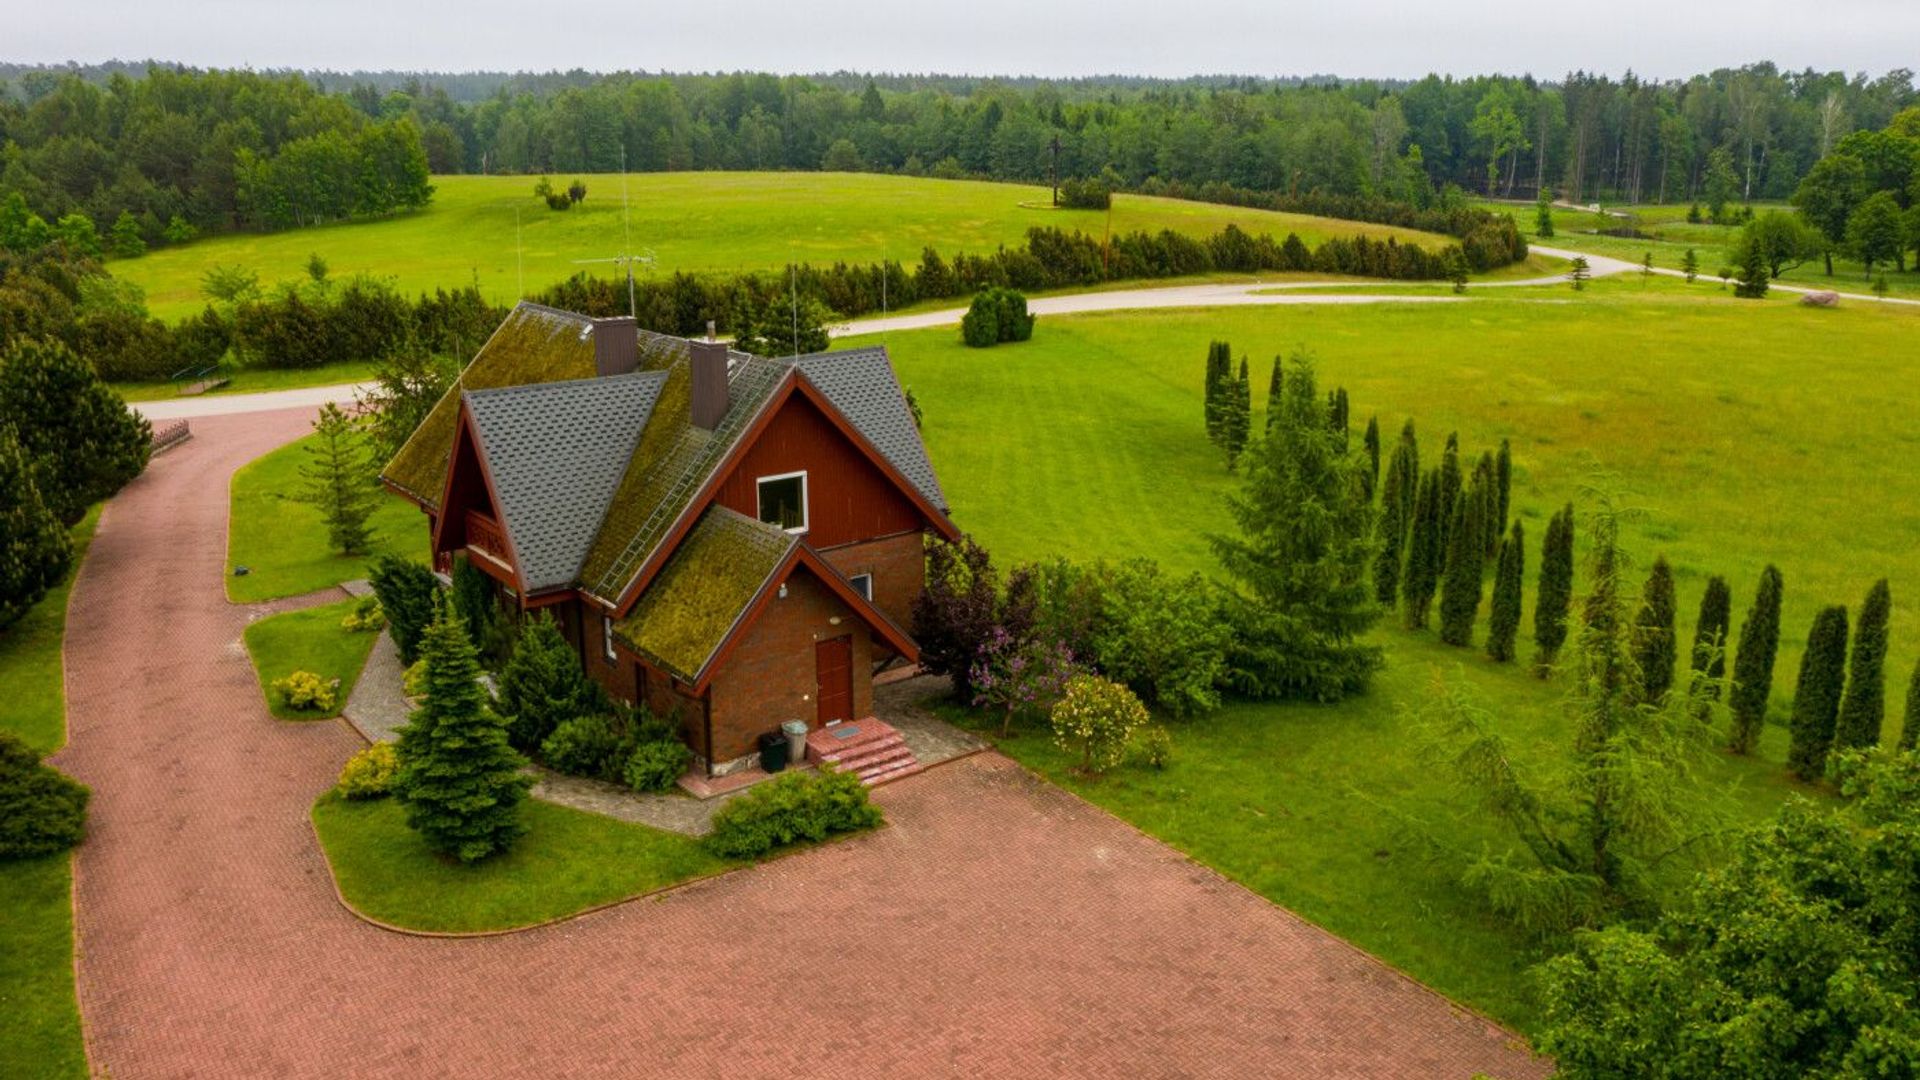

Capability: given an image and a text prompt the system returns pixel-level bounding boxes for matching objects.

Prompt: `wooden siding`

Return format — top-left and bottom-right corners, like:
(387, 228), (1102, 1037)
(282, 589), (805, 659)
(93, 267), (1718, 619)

(712, 392), (923, 550)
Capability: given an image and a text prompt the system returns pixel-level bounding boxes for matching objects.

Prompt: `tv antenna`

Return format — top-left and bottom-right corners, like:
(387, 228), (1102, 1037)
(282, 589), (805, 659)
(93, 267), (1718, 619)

(571, 144), (652, 316)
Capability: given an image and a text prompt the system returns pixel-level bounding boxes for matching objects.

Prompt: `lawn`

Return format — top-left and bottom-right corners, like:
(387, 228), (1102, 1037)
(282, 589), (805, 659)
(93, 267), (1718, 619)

(111, 358), (379, 403)
(0, 508), (101, 1080)
(242, 600), (382, 720)
(848, 280), (1918, 1029)
(311, 792), (729, 932)
(227, 432), (428, 603)
(112, 172), (1445, 320)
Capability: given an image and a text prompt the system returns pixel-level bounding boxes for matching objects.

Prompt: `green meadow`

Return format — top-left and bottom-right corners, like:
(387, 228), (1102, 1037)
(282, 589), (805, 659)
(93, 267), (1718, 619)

(849, 277), (1918, 1028)
(113, 172), (1444, 320)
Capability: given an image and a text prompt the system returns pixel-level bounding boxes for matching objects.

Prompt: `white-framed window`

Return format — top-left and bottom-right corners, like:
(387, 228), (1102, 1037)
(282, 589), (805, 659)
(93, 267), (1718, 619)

(756, 471), (809, 533)
(602, 614), (617, 664)
(849, 573), (874, 601)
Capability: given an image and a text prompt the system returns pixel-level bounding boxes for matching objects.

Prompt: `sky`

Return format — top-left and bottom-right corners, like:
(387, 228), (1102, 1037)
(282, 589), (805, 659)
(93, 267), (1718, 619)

(9, 0), (1919, 81)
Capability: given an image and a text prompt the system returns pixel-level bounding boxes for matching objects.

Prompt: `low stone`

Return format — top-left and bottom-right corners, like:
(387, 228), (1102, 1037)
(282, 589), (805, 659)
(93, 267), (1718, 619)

(1800, 291), (1840, 308)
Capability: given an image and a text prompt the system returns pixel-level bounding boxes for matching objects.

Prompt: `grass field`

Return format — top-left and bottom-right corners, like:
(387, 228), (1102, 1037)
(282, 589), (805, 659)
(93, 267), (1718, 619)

(0, 509), (101, 1080)
(847, 278), (1918, 1029)
(111, 359), (379, 403)
(1478, 198), (1920, 299)
(227, 433), (428, 603)
(113, 172), (1446, 320)
(242, 600), (382, 720)
(312, 792), (729, 932)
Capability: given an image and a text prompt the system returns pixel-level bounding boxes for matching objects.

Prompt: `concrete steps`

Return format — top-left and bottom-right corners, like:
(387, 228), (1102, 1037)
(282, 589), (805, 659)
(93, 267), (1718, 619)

(805, 719), (925, 787)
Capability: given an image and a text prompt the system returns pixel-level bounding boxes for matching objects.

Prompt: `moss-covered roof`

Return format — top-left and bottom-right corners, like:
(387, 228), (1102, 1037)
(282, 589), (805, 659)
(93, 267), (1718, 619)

(611, 507), (795, 682)
(382, 303), (601, 505)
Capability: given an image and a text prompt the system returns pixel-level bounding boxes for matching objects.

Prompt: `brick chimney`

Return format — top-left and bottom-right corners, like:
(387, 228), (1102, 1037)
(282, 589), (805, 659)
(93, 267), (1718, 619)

(591, 316), (638, 377)
(689, 339), (729, 430)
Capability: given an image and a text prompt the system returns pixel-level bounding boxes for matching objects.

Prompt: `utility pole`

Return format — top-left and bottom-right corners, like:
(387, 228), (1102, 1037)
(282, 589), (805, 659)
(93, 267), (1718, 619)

(1049, 134), (1062, 206)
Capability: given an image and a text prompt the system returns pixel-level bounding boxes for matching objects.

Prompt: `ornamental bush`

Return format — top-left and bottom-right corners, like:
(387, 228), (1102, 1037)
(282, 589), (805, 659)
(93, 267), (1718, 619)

(1050, 674), (1149, 775)
(704, 767), (884, 859)
(402, 659), (428, 699)
(624, 739), (693, 794)
(0, 731), (89, 860)
(960, 287), (1035, 347)
(1132, 724), (1174, 769)
(336, 742), (399, 799)
(272, 670), (340, 713)
(340, 597), (385, 632)
(540, 714), (631, 781)
(496, 612), (607, 750)
(370, 554), (439, 666)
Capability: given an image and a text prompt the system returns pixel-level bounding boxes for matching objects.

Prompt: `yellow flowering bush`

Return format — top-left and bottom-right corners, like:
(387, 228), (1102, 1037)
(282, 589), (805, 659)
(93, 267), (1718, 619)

(1050, 673), (1148, 774)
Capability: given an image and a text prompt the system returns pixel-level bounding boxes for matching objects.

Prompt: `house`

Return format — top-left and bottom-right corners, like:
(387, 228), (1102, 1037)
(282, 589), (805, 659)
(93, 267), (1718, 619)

(381, 301), (959, 782)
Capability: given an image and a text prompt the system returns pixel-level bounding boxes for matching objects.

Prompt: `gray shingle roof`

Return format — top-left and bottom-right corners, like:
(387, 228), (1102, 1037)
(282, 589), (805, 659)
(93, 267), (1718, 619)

(465, 371), (669, 591)
(790, 346), (947, 511)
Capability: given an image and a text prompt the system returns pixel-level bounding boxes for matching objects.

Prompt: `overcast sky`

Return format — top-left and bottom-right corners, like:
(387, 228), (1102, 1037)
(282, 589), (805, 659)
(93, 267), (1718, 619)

(9, 0), (1919, 81)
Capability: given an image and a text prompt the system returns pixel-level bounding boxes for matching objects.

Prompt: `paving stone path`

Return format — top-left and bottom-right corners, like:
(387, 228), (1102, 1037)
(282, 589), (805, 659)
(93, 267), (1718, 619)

(51, 406), (1549, 1078)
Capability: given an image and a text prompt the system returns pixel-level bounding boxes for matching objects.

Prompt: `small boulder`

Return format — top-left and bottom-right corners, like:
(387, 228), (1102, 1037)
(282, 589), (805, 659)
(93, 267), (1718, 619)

(1799, 291), (1840, 308)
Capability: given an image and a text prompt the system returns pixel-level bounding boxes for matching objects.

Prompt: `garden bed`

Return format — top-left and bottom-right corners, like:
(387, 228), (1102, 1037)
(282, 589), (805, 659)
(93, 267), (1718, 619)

(242, 599), (381, 720)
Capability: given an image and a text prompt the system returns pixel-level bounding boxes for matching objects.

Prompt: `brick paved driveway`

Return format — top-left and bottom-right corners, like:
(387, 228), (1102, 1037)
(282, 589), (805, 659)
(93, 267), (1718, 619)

(52, 409), (1547, 1079)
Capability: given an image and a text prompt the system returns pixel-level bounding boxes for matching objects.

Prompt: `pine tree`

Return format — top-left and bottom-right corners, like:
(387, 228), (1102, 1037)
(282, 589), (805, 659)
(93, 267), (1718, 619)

(1221, 356), (1252, 471)
(1631, 557), (1678, 705)
(0, 426), (72, 630)
(1266, 355), (1284, 430)
(1486, 521), (1525, 662)
(1373, 439), (1415, 607)
(1900, 656), (1920, 752)
(1494, 439), (1512, 549)
(1787, 605), (1849, 782)
(1733, 240), (1770, 299)
(0, 337), (151, 526)
(1438, 496), (1483, 646)
(1681, 247), (1700, 283)
(1362, 416), (1381, 498)
(1835, 579), (1891, 752)
(1403, 469), (1443, 630)
(495, 612), (607, 751)
(1533, 502), (1576, 675)
(1211, 352), (1382, 701)
(1569, 256), (1591, 289)
(394, 595), (533, 863)
(1688, 575), (1732, 708)
(300, 403), (377, 555)
(1728, 566), (1785, 754)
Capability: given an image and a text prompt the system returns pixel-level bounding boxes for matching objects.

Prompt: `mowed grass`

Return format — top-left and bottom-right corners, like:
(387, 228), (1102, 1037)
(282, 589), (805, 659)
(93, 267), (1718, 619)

(111, 358), (379, 403)
(242, 600), (381, 720)
(114, 172), (1445, 320)
(0, 509), (102, 1080)
(849, 282), (1917, 1028)
(312, 792), (729, 933)
(227, 433), (428, 602)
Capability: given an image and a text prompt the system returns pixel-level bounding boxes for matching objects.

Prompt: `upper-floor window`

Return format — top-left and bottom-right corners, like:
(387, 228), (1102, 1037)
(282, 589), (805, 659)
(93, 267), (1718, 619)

(849, 573), (874, 601)
(757, 471), (808, 533)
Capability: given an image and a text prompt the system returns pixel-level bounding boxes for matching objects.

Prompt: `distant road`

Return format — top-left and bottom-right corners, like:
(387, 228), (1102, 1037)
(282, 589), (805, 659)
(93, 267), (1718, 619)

(131, 247), (1909, 421)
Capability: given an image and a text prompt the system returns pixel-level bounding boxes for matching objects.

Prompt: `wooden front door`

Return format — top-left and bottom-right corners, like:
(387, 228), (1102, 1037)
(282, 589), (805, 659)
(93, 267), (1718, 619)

(815, 635), (853, 726)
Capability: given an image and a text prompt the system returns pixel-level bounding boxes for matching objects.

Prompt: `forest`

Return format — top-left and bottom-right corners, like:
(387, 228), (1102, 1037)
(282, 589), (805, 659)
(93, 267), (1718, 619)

(1, 62), (1914, 250)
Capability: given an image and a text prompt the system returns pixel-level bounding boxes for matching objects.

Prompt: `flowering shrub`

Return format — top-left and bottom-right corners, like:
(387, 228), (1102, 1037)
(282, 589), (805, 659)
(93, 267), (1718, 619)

(340, 597), (386, 632)
(272, 670), (340, 713)
(336, 742), (398, 799)
(970, 626), (1076, 736)
(1050, 674), (1149, 774)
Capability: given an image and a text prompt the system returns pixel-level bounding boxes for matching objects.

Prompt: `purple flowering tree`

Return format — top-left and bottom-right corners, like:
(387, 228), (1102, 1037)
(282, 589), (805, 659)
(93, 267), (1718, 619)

(971, 626), (1077, 736)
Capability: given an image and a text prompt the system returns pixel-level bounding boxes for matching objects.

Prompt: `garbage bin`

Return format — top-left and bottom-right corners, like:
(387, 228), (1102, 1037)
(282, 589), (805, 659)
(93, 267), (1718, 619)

(757, 730), (789, 773)
(782, 720), (810, 766)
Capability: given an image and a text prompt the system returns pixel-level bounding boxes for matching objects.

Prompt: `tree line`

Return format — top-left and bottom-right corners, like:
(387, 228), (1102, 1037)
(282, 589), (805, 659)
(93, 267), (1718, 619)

(2, 62), (1913, 251)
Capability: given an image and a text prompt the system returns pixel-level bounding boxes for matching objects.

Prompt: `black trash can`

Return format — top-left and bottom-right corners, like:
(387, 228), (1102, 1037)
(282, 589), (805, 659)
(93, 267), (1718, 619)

(758, 730), (790, 773)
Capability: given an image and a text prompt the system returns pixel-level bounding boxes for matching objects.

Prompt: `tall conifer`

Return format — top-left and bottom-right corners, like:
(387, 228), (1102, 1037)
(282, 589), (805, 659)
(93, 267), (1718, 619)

(1396, 420), (1419, 527)
(1486, 521), (1524, 661)
(1362, 415), (1381, 499)
(1787, 605), (1849, 781)
(1728, 566), (1785, 754)
(1899, 656), (1920, 752)
(1438, 497), (1482, 646)
(1205, 341), (1230, 445)
(1373, 442), (1413, 607)
(1437, 433), (1461, 552)
(1533, 502), (1575, 675)
(1402, 469), (1443, 630)
(1494, 439), (1512, 547)
(1222, 356), (1252, 470)
(1266, 355), (1284, 430)
(1689, 575), (1732, 707)
(1631, 557), (1678, 705)
(1835, 579), (1892, 752)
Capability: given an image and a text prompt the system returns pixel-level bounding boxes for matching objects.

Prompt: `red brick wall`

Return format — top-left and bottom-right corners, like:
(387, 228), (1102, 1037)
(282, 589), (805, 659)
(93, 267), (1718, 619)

(579, 600), (639, 704)
(817, 531), (925, 640)
(707, 566), (873, 764)
(711, 391), (923, 549)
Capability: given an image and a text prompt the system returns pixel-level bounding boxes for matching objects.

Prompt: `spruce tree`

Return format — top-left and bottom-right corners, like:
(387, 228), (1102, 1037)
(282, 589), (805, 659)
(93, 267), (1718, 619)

(1402, 469), (1443, 630)
(1900, 656), (1920, 752)
(1835, 579), (1892, 752)
(1438, 496), (1482, 647)
(0, 426), (72, 631)
(1688, 575), (1732, 708)
(1362, 416), (1381, 498)
(300, 403), (377, 555)
(1631, 557), (1678, 705)
(496, 612), (607, 751)
(1728, 566), (1785, 754)
(1486, 521), (1525, 662)
(1533, 502), (1575, 675)
(1494, 439), (1512, 549)
(1787, 605), (1849, 782)
(394, 595), (533, 863)
(1372, 442), (1411, 607)
(1211, 352), (1382, 701)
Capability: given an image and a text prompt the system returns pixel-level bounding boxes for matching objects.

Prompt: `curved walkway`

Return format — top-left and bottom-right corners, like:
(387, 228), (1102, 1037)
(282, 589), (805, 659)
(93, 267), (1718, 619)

(52, 408), (1546, 1078)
